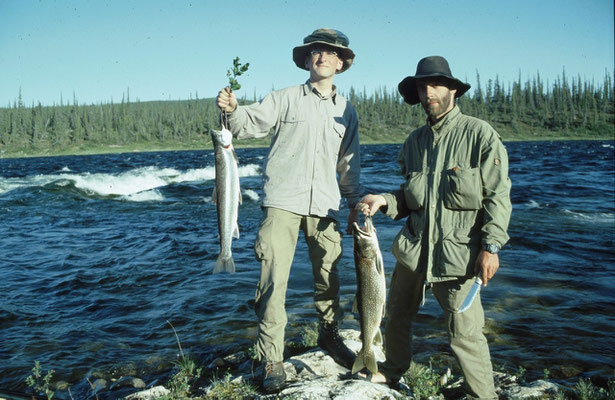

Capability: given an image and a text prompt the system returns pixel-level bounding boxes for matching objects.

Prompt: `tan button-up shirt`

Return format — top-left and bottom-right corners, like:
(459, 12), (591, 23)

(227, 82), (363, 220)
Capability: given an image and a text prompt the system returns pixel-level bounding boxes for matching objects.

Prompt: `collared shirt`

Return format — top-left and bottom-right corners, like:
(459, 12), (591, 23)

(382, 106), (512, 282)
(227, 81), (363, 219)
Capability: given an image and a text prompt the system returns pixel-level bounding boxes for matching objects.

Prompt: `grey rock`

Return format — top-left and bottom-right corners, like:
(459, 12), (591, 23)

(126, 328), (563, 400)
(265, 376), (404, 400)
(124, 385), (170, 400)
(90, 378), (107, 392)
(500, 379), (561, 399)
(111, 376), (147, 390)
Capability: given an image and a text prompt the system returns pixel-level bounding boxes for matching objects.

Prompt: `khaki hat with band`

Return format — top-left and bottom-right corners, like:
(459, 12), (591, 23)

(292, 28), (355, 73)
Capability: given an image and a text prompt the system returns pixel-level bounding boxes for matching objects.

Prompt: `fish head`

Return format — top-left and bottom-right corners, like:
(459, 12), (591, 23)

(353, 216), (379, 257)
(211, 128), (234, 148)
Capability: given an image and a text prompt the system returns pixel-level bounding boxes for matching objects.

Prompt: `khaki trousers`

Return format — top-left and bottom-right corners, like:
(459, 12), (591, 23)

(382, 263), (497, 400)
(253, 207), (343, 362)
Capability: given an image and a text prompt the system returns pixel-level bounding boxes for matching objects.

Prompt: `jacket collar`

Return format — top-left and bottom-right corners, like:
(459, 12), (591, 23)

(428, 105), (461, 131)
(303, 81), (338, 104)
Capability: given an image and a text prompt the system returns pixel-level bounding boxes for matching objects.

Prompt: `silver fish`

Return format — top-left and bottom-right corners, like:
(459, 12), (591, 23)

(351, 215), (386, 375)
(211, 128), (241, 274)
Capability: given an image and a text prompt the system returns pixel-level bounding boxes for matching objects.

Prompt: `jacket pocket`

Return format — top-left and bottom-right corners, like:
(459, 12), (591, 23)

(403, 171), (426, 210)
(443, 167), (482, 210)
(439, 228), (479, 277)
(392, 223), (422, 272)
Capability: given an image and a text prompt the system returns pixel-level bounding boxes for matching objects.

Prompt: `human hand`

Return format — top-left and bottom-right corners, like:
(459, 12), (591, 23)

(216, 87), (238, 113)
(355, 194), (387, 216)
(346, 208), (359, 234)
(474, 250), (499, 286)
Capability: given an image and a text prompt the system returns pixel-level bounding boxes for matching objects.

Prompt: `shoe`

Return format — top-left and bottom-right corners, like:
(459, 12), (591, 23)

(317, 322), (356, 369)
(357, 363), (401, 389)
(262, 361), (286, 393)
(377, 362), (401, 389)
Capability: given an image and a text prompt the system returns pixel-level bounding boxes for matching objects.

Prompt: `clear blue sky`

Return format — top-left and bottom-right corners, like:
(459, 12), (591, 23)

(1, 0), (613, 106)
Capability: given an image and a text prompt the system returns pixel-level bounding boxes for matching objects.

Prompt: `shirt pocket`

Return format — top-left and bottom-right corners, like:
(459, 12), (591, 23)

(280, 108), (306, 123)
(443, 167), (482, 210)
(275, 109), (307, 149)
(403, 171), (426, 210)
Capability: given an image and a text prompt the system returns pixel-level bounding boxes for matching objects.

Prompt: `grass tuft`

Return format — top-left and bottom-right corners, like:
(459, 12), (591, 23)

(402, 361), (442, 400)
(204, 372), (258, 400)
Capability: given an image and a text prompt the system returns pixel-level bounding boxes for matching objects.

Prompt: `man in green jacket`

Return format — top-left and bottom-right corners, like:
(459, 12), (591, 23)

(356, 56), (512, 400)
(216, 28), (362, 392)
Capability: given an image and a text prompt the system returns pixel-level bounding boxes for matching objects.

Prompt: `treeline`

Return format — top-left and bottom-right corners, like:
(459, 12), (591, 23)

(0, 91), (222, 153)
(351, 70), (614, 142)
(0, 70), (613, 155)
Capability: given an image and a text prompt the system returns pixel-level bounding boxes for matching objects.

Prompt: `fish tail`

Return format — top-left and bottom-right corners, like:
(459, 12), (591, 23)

(365, 349), (378, 374)
(374, 329), (383, 346)
(351, 348), (365, 374)
(213, 255), (236, 274)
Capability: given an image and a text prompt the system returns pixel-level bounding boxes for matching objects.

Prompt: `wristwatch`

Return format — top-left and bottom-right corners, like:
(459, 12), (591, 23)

(483, 243), (500, 255)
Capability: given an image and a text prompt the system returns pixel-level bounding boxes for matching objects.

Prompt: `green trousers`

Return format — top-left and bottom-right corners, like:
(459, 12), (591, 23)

(382, 263), (497, 400)
(253, 207), (344, 362)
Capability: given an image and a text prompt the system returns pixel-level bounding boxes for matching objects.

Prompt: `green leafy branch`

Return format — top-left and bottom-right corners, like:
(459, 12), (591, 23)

(226, 57), (250, 91)
(26, 361), (55, 400)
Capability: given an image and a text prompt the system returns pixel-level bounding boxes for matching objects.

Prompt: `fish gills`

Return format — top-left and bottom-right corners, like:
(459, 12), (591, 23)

(211, 128), (241, 274)
(351, 216), (386, 375)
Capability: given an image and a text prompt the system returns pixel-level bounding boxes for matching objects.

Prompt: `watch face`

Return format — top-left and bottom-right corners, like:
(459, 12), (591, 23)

(486, 244), (499, 254)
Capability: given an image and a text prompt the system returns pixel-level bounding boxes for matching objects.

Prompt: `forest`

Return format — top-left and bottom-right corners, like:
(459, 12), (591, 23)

(0, 70), (613, 157)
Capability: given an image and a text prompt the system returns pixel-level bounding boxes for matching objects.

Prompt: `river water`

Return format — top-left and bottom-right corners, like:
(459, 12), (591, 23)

(1, 140), (613, 397)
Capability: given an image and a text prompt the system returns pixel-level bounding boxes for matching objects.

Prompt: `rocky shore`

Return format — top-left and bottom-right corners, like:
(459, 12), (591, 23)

(121, 329), (561, 400)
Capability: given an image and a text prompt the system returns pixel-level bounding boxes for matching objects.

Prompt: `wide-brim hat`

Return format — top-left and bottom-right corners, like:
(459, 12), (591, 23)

(398, 56), (471, 105)
(292, 28), (355, 73)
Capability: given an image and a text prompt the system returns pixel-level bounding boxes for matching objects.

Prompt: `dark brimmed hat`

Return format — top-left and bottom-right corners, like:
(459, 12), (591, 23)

(292, 28), (355, 73)
(398, 56), (471, 105)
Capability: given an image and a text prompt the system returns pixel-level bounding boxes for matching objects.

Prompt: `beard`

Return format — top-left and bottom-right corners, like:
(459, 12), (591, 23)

(422, 91), (454, 120)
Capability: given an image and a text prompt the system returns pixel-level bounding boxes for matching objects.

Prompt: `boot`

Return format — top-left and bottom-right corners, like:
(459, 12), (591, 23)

(261, 360), (286, 393)
(317, 321), (356, 369)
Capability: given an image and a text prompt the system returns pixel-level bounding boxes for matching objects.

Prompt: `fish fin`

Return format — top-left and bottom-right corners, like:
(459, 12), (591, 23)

(376, 252), (384, 275)
(365, 350), (378, 375)
(211, 186), (217, 204)
(374, 329), (383, 346)
(232, 221), (240, 239)
(351, 349), (365, 374)
(213, 255), (236, 274)
(232, 148), (239, 164)
(352, 293), (359, 314)
(237, 187), (243, 205)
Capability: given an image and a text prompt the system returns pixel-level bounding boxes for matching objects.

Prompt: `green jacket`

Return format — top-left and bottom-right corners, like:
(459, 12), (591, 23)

(381, 106), (512, 282)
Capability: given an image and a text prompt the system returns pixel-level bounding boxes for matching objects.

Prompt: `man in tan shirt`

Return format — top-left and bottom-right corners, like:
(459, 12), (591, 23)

(217, 28), (362, 392)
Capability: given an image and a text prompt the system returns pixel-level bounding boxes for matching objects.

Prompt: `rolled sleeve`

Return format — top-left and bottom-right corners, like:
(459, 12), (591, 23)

(227, 92), (279, 140)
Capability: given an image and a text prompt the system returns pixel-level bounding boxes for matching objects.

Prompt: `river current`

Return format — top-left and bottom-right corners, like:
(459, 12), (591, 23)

(1, 140), (613, 397)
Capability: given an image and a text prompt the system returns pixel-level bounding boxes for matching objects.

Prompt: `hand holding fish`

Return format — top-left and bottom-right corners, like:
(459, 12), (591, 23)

(355, 194), (387, 216)
(474, 251), (499, 286)
(346, 207), (359, 234)
(216, 87), (238, 113)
